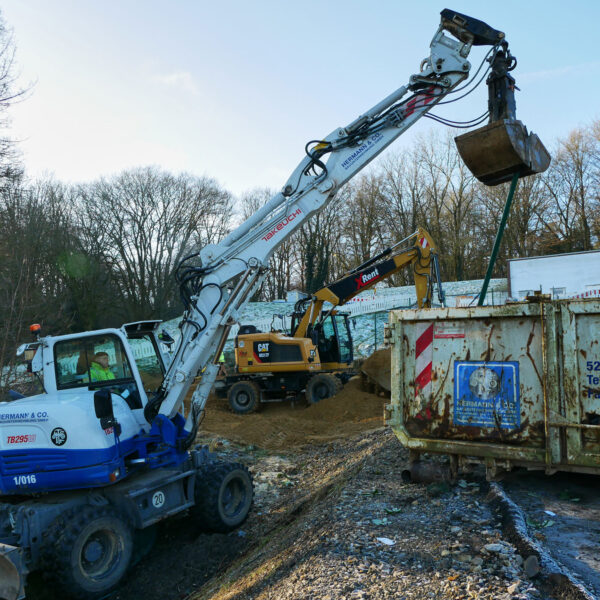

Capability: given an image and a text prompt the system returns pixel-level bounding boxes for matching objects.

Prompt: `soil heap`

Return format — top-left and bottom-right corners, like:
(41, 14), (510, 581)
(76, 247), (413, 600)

(360, 347), (392, 392)
(201, 377), (386, 451)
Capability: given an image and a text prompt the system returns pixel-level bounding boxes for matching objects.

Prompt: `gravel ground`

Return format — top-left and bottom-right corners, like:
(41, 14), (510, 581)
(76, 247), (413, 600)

(24, 415), (575, 600)
(194, 428), (552, 600)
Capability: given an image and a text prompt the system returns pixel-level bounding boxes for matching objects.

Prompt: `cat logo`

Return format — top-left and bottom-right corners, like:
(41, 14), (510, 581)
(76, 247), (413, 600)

(256, 342), (270, 361)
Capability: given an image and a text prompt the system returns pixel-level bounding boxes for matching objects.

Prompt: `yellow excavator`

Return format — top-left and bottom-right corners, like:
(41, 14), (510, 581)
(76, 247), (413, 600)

(219, 227), (443, 412)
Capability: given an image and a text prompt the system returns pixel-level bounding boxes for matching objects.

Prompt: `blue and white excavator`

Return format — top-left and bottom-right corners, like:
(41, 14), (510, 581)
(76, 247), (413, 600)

(0, 10), (549, 599)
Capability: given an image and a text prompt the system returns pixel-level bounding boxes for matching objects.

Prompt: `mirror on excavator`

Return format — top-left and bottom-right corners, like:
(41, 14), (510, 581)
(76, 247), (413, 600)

(450, 23), (550, 185)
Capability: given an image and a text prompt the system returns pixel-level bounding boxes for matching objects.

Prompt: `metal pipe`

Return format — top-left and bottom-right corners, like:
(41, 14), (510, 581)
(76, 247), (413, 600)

(219, 268), (253, 316)
(346, 86), (409, 132)
(433, 254), (446, 306)
(233, 269), (264, 311)
(212, 324), (232, 365)
(478, 171), (519, 306)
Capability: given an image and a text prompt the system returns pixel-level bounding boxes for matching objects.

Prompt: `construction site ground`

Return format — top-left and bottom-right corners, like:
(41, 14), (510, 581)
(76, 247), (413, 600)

(25, 378), (600, 600)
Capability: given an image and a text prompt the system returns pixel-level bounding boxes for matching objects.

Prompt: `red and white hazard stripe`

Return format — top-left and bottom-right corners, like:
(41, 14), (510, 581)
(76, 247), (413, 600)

(418, 235), (428, 249)
(415, 322), (433, 402)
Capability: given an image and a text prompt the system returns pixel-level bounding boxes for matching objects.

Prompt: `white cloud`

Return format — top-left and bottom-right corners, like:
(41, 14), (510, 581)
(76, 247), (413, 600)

(151, 71), (200, 96)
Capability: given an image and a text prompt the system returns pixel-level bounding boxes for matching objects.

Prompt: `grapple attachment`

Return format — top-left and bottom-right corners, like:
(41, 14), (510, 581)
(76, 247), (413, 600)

(455, 119), (551, 186)
(447, 24), (550, 187)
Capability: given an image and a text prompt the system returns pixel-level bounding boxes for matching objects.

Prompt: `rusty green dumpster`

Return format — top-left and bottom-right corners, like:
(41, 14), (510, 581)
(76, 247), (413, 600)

(385, 299), (600, 478)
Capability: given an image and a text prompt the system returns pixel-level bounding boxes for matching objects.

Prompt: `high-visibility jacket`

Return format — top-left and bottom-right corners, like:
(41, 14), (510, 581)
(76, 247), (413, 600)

(90, 361), (116, 382)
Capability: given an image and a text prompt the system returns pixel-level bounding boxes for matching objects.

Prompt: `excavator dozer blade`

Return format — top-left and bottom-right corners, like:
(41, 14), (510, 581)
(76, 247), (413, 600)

(0, 544), (25, 600)
(455, 119), (551, 186)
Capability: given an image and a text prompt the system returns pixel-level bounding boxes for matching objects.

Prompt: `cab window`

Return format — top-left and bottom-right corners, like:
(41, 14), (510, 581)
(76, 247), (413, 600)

(334, 314), (353, 364)
(316, 315), (339, 363)
(54, 335), (133, 389)
(126, 334), (165, 393)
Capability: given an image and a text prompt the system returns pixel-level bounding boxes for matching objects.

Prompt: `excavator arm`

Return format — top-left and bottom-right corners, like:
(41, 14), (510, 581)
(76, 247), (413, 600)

(153, 10), (547, 442)
(293, 227), (442, 339)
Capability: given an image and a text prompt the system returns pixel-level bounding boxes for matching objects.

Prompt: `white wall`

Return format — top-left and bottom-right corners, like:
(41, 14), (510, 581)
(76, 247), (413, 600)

(509, 252), (600, 299)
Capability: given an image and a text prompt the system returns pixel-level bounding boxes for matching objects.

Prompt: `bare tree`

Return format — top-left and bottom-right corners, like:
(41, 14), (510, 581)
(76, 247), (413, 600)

(379, 150), (424, 242)
(238, 187), (272, 221)
(339, 174), (386, 268)
(377, 149), (432, 285)
(591, 119), (600, 245)
(540, 127), (599, 252)
(0, 11), (27, 180)
(295, 196), (345, 294)
(0, 179), (78, 396)
(404, 131), (478, 280)
(477, 175), (550, 269)
(77, 168), (234, 320)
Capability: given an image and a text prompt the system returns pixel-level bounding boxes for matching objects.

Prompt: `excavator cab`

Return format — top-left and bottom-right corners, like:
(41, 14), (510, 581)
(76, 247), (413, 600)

(297, 311), (353, 368)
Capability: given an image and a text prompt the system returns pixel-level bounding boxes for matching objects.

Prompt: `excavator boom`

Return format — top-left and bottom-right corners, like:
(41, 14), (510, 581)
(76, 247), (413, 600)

(293, 227), (441, 339)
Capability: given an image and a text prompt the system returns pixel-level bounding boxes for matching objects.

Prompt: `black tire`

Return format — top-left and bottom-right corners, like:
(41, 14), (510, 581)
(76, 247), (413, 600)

(192, 462), (253, 532)
(41, 505), (133, 599)
(228, 381), (260, 414)
(305, 373), (343, 404)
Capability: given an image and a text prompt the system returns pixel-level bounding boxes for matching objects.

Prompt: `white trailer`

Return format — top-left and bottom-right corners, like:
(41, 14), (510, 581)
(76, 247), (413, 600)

(508, 250), (600, 300)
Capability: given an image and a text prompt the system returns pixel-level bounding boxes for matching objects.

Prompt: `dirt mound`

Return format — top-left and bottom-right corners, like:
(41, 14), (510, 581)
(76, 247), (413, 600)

(201, 378), (386, 451)
(360, 347), (391, 391)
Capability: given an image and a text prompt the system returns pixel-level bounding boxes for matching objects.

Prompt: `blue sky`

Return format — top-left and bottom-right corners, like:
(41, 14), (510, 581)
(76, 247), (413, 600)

(3, 1), (600, 196)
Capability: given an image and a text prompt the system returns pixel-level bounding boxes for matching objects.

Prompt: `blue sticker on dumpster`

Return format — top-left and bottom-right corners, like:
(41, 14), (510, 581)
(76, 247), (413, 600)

(454, 361), (520, 429)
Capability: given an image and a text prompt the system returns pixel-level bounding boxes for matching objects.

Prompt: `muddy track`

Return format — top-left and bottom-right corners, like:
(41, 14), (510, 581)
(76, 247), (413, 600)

(23, 381), (600, 600)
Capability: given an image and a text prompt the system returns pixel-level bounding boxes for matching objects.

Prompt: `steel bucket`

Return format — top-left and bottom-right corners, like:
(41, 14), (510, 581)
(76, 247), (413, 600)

(455, 119), (551, 186)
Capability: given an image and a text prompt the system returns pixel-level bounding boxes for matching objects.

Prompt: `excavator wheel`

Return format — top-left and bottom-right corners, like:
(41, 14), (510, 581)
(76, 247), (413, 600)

(192, 462), (253, 532)
(305, 373), (343, 404)
(40, 505), (133, 599)
(228, 380), (261, 414)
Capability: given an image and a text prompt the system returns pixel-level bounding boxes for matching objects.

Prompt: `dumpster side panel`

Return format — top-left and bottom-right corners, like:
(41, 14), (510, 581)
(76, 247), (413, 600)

(393, 307), (546, 446)
(560, 302), (600, 464)
(387, 300), (600, 475)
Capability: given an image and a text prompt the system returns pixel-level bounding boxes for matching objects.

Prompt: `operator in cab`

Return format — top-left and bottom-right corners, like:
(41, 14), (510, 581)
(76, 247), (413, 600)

(89, 352), (116, 381)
